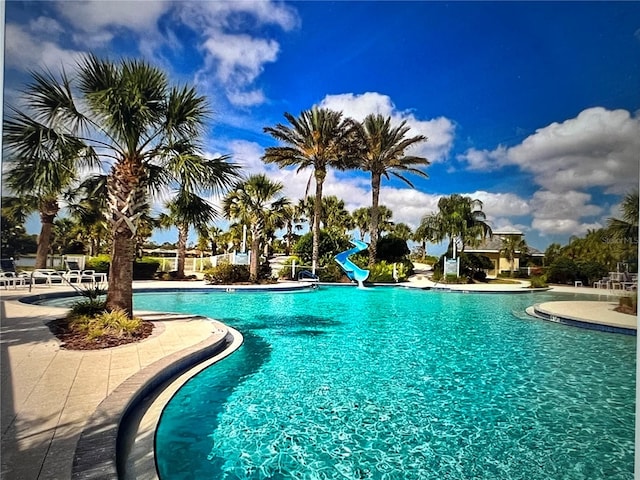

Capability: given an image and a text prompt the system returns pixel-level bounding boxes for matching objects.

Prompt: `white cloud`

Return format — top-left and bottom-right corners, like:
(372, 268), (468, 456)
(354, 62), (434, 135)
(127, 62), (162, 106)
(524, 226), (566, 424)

(4, 23), (84, 72)
(56, 0), (168, 32)
(203, 33), (279, 85)
(29, 16), (65, 37)
(529, 190), (603, 235)
(318, 92), (456, 162)
(459, 107), (640, 194)
(179, 1), (298, 106)
(471, 190), (530, 219)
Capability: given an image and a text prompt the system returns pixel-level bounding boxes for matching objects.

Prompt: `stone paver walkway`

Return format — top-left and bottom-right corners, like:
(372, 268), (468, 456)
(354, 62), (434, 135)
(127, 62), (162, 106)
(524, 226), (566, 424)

(0, 286), (221, 479)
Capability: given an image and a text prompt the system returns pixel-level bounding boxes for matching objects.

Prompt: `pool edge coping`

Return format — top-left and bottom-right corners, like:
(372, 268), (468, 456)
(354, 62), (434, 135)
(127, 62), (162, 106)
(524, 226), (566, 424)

(70, 319), (244, 480)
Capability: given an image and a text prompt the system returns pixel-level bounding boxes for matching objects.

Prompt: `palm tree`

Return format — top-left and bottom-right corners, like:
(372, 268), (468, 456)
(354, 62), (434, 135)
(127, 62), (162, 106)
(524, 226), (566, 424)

(413, 213), (439, 259)
(390, 222), (413, 242)
(500, 235), (528, 276)
(263, 107), (357, 273)
(354, 114), (429, 266)
(65, 176), (110, 256)
(157, 142), (239, 279)
(419, 194), (492, 259)
(223, 174), (290, 282)
(351, 207), (370, 241)
(608, 190), (639, 265)
(3, 105), (98, 268)
(281, 204), (304, 255)
(158, 193), (217, 278)
(8, 55), (231, 315)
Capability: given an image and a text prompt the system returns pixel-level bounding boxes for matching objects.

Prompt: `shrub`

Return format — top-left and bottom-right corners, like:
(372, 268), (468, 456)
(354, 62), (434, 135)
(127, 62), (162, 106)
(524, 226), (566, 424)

(376, 236), (409, 262)
(133, 258), (160, 280)
(203, 264), (250, 284)
(70, 308), (143, 340)
(529, 275), (548, 288)
(294, 230), (351, 263)
(86, 255), (110, 273)
(318, 261), (346, 282)
(546, 257), (578, 284)
(473, 270), (487, 282)
(277, 256), (302, 280)
(70, 298), (107, 317)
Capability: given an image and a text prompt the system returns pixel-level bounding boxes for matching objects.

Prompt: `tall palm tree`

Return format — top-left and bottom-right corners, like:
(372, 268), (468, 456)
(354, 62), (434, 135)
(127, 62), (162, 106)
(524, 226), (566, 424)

(281, 204), (304, 255)
(351, 207), (370, 241)
(223, 174), (290, 282)
(413, 213), (439, 259)
(390, 222), (413, 242)
(608, 189), (639, 264)
(263, 107), (357, 273)
(3, 106), (98, 268)
(419, 194), (492, 259)
(354, 114), (429, 266)
(158, 192), (217, 279)
(500, 235), (528, 276)
(157, 142), (239, 279)
(8, 55), (231, 315)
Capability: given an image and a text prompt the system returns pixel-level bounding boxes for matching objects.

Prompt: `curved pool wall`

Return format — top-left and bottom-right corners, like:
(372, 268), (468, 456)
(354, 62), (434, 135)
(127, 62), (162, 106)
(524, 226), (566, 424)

(140, 287), (635, 480)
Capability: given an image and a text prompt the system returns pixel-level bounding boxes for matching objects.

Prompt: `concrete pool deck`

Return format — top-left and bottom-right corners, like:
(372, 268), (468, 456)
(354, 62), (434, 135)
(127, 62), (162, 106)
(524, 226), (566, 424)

(0, 279), (636, 479)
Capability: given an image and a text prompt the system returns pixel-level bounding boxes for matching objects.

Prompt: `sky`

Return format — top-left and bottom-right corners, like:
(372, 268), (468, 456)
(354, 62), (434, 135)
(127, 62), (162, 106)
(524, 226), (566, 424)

(3, 1), (640, 254)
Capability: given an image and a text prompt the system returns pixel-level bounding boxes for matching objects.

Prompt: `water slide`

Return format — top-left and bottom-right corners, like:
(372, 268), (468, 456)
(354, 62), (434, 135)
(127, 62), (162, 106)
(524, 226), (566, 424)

(334, 240), (370, 285)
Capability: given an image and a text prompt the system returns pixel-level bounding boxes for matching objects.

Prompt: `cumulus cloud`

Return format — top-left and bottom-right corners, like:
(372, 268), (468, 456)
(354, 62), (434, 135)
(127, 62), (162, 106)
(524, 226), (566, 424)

(202, 33), (279, 85)
(529, 190), (603, 235)
(179, 1), (298, 107)
(459, 107), (640, 194)
(318, 92), (456, 162)
(56, 0), (168, 33)
(4, 23), (84, 72)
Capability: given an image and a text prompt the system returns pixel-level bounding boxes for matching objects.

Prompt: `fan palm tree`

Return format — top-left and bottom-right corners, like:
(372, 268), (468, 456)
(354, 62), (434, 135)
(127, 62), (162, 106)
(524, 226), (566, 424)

(158, 192), (218, 279)
(3, 106), (98, 268)
(281, 204), (304, 255)
(223, 174), (290, 282)
(157, 142), (239, 279)
(6, 55), (233, 315)
(419, 194), (492, 259)
(413, 213), (439, 259)
(263, 107), (357, 273)
(500, 235), (528, 276)
(390, 222), (413, 242)
(607, 190), (639, 264)
(354, 114), (429, 266)
(351, 207), (370, 241)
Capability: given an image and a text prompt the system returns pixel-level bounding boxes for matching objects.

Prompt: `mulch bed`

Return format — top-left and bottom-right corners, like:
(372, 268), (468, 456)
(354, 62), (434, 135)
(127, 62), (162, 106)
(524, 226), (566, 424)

(47, 319), (154, 350)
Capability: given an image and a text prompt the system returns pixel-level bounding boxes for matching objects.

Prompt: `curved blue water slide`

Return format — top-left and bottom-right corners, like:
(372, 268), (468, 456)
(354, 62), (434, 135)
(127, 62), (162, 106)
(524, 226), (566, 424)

(334, 240), (370, 282)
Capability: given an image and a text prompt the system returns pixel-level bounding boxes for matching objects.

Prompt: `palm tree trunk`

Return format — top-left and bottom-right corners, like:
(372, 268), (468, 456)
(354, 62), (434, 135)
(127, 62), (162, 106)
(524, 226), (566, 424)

(35, 219), (54, 269)
(176, 223), (188, 279)
(249, 231), (260, 283)
(312, 171), (325, 274)
(369, 173), (381, 267)
(107, 230), (135, 315)
(105, 160), (147, 316)
(35, 200), (59, 269)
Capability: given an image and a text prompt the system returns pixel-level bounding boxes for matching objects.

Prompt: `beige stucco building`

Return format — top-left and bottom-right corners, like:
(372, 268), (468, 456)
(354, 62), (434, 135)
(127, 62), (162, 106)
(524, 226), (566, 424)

(464, 228), (543, 277)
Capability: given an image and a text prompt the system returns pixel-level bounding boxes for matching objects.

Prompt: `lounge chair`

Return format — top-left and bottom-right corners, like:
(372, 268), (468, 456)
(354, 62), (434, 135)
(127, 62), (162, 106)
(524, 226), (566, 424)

(32, 269), (64, 286)
(0, 258), (29, 289)
(61, 260), (107, 286)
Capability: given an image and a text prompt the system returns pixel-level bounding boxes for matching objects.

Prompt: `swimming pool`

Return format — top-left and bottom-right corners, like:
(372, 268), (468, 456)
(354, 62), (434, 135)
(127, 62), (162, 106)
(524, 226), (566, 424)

(133, 287), (635, 480)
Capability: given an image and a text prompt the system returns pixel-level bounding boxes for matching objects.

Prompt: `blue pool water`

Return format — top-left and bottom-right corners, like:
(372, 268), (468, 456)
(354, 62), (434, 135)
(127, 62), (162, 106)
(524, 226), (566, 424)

(133, 287), (635, 480)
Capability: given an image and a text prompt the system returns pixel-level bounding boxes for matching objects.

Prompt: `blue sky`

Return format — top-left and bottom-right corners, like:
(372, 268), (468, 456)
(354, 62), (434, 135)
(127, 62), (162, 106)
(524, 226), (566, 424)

(3, 1), (640, 254)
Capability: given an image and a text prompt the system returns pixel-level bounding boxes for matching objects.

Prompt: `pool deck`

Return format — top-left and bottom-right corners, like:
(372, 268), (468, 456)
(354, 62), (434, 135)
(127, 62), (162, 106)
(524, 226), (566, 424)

(0, 279), (636, 479)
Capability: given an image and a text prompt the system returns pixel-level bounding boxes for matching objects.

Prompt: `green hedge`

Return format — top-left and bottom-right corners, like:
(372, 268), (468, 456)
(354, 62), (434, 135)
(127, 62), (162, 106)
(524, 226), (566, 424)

(86, 255), (110, 273)
(133, 258), (160, 280)
(203, 264), (250, 284)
